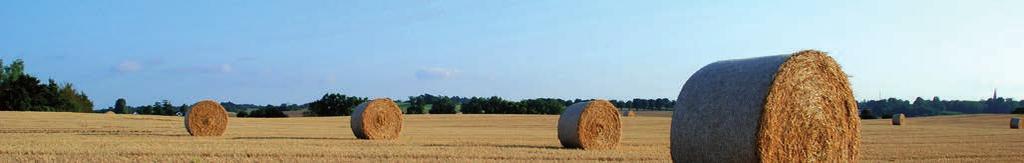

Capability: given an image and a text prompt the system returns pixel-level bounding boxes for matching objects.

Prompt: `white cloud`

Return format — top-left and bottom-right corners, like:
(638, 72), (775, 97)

(171, 63), (235, 74)
(415, 67), (456, 80)
(220, 64), (233, 73)
(115, 61), (142, 73)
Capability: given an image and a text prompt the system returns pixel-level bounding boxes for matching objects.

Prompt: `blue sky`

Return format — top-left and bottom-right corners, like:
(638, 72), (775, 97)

(1, 0), (1022, 108)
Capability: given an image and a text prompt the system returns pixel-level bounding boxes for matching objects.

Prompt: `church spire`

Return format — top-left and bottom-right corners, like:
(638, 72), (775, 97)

(993, 88), (998, 100)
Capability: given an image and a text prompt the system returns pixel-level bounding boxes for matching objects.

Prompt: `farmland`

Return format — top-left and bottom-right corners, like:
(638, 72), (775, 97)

(1, 111), (1022, 162)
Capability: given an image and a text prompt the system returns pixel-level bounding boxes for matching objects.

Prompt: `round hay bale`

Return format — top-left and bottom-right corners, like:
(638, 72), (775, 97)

(1011, 117), (1021, 129)
(671, 50), (860, 162)
(351, 98), (403, 140)
(892, 113), (906, 126)
(104, 111), (115, 115)
(558, 100), (621, 150)
(184, 100), (228, 136)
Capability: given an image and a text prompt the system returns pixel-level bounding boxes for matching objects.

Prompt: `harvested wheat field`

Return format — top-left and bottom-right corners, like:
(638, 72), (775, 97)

(1, 111), (1022, 162)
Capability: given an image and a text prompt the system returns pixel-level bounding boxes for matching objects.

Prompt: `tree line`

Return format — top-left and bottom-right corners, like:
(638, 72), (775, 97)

(6, 58), (1018, 120)
(858, 96), (1024, 119)
(105, 92), (1024, 119)
(101, 98), (303, 118)
(303, 93), (677, 116)
(0, 59), (93, 112)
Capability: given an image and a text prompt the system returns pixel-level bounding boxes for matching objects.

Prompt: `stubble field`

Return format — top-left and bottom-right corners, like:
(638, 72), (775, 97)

(0, 111), (1021, 162)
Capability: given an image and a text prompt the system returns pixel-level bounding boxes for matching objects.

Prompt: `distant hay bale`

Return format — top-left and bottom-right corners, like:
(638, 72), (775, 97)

(351, 98), (404, 140)
(892, 113), (906, 125)
(105, 111), (115, 115)
(1011, 117), (1021, 129)
(558, 100), (621, 150)
(671, 50), (860, 162)
(184, 100), (228, 136)
(624, 110), (637, 117)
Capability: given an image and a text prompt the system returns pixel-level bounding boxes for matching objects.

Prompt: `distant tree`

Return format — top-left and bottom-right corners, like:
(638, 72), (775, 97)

(0, 59), (92, 112)
(0, 59), (4, 84)
(520, 98), (566, 114)
(460, 97), (487, 114)
(177, 104), (188, 114)
(859, 109), (878, 119)
(405, 95), (430, 114)
(308, 93), (367, 116)
(405, 104), (427, 114)
(236, 111), (248, 117)
(114, 98), (128, 114)
(247, 105), (287, 118)
(429, 97), (458, 114)
(160, 100), (174, 115)
(3, 59), (25, 81)
(1012, 107), (1024, 114)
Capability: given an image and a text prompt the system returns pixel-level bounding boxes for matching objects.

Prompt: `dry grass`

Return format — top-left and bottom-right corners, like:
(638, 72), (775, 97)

(1, 111), (1022, 162)
(860, 114), (1024, 162)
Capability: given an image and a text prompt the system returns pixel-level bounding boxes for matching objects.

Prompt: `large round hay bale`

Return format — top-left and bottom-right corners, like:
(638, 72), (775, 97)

(351, 98), (403, 140)
(892, 113), (906, 125)
(184, 100), (228, 136)
(558, 100), (621, 150)
(1011, 117), (1021, 129)
(671, 50), (860, 162)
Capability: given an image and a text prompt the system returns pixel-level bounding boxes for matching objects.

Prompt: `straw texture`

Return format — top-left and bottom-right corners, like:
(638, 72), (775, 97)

(184, 100), (228, 136)
(671, 50), (860, 162)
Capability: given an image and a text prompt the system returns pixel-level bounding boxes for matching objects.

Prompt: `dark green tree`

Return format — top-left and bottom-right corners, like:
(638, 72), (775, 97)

(1012, 107), (1024, 114)
(308, 93), (367, 116)
(160, 100), (174, 115)
(114, 98), (127, 114)
(460, 97), (487, 114)
(247, 105), (288, 118)
(520, 98), (566, 114)
(859, 109), (878, 119)
(429, 97), (457, 114)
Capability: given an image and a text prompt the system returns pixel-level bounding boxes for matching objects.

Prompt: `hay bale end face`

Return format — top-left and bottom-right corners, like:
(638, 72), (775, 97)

(558, 100), (621, 150)
(671, 50), (860, 162)
(892, 113), (906, 125)
(184, 100), (229, 136)
(1011, 117), (1021, 129)
(351, 98), (404, 140)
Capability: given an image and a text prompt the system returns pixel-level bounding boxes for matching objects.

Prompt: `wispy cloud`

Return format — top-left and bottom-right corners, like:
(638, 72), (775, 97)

(415, 67), (457, 80)
(114, 61), (142, 73)
(219, 64), (233, 73)
(172, 63), (235, 74)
